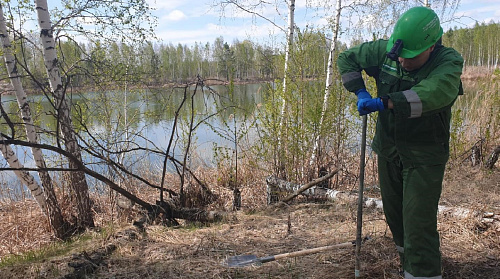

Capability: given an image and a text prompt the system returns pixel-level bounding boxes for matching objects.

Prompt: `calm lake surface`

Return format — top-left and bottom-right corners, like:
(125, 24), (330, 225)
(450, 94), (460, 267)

(0, 83), (269, 194)
(0, 81), (477, 198)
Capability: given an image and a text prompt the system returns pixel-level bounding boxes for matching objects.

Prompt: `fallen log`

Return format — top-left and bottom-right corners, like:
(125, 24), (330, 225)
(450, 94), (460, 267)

(131, 200), (226, 229)
(266, 169), (339, 204)
(266, 177), (499, 230)
(157, 200), (225, 222)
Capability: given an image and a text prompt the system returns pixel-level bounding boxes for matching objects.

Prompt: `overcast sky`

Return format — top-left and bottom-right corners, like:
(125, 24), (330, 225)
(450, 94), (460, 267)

(146, 0), (500, 46)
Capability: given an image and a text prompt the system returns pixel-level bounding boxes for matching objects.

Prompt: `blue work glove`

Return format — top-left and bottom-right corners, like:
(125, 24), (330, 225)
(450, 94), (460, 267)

(355, 89), (372, 101)
(357, 97), (385, 116)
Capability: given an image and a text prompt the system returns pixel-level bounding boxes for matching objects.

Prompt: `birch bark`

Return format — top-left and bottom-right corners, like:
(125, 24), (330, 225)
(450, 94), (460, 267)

(35, 0), (94, 228)
(0, 3), (69, 238)
(309, 0), (342, 167)
(0, 136), (47, 211)
(277, 0), (295, 176)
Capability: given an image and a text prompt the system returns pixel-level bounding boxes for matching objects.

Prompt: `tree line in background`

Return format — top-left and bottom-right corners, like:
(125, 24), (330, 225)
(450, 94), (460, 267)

(7, 21), (499, 92)
(9, 30), (331, 90)
(443, 22), (500, 69)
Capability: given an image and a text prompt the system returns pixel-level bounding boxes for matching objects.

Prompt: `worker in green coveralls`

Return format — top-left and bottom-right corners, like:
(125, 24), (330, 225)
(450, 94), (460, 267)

(337, 6), (463, 279)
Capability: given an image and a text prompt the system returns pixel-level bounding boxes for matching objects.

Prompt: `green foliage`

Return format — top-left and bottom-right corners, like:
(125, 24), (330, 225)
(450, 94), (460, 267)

(450, 107), (465, 156)
(252, 81), (283, 175)
(210, 71), (258, 189)
(0, 100), (28, 140)
(250, 26), (365, 180)
(5, 10), (497, 94)
(294, 28), (329, 79)
(450, 77), (500, 161)
(13, 33), (281, 91)
(443, 22), (500, 68)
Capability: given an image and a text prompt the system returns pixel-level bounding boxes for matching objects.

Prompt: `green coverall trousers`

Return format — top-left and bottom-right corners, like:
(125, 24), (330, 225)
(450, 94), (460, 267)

(378, 156), (445, 279)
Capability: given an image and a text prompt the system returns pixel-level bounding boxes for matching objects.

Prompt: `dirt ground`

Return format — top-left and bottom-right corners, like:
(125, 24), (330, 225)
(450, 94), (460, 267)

(0, 166), (499, 279)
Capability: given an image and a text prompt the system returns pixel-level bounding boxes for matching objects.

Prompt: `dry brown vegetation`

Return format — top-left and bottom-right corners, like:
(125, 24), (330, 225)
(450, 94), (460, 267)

(0, 162), (499, 279)
(461, 66), (496, 80)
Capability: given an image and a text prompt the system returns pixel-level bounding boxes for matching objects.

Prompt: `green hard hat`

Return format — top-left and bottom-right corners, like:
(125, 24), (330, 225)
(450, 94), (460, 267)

(386, 6), (443, 58)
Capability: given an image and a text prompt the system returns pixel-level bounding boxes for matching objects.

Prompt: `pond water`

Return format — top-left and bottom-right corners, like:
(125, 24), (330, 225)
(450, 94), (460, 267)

(0, 80), (479, 199)
(0, 83), (269, 196)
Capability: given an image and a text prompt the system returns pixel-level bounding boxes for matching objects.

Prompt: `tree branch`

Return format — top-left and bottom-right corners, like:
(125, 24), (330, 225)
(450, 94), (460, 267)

(219, 0), (285, 33)
(0, 138), (155, 212)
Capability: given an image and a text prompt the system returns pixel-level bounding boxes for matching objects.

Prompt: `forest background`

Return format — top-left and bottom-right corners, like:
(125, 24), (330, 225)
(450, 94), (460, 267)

(12, 20), (500, 90)
(0, 0), (499, 278)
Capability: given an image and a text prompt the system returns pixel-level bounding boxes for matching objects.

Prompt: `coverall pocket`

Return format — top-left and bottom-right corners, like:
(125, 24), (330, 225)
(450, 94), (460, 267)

(379, 71), (399, 86)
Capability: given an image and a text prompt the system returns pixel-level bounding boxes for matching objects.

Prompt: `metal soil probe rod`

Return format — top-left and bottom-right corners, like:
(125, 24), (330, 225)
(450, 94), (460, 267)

(355, 115), (368, 277)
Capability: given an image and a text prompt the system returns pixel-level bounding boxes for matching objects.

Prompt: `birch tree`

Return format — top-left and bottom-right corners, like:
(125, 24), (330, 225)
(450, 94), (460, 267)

(309, 0), (342, 167)
(0, 3), (69, 238)
(0, 0), (229, 233)
(276, 0), (295, 178)
(35, 0), (94, 228)
(0, 137), (47, 212)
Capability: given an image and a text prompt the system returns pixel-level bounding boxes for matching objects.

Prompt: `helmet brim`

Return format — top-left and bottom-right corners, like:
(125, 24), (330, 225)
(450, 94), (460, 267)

(386, 27), (443, 59)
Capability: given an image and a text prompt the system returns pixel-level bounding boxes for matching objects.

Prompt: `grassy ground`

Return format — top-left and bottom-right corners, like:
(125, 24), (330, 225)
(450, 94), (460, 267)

(0, 164), (498, 279)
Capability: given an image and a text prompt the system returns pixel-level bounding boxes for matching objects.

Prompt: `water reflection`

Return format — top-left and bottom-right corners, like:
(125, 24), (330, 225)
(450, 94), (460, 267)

(0, 83), (268, 189)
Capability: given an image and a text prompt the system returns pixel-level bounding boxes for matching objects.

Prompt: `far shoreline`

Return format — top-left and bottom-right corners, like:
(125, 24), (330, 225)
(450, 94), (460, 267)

(0, 77), (278, 96)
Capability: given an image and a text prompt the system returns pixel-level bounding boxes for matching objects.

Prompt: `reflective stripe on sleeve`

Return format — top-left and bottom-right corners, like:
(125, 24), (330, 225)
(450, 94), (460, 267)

(396, 245), (404, 253)
(402, 90), (422, 118)
(341, 72), (362, 85)
(404, 271), (442, 279)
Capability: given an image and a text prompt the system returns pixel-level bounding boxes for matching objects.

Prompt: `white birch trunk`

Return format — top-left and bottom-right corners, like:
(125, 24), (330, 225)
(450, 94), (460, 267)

(0, 3), (50, 200)
(277, 0), (295, 174)
(495, 52), (498, 69)
(0, 136), (47, 210)
(477, 44), (482, 66)
(309, 0), (342, 166)
(35, 0), (94, 228)
(0, 3), (70, 238)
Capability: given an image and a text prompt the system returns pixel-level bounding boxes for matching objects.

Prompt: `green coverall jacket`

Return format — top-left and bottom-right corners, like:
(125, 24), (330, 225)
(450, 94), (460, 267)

(337, 39), (464, 167)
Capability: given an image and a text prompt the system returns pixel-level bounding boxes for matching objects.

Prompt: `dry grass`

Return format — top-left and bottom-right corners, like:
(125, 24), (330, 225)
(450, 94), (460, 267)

(461, 66), (497, 80)
(0, 200), (53, 257)
(0, 164), (498, 279)
(450, 68), (499, 167)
